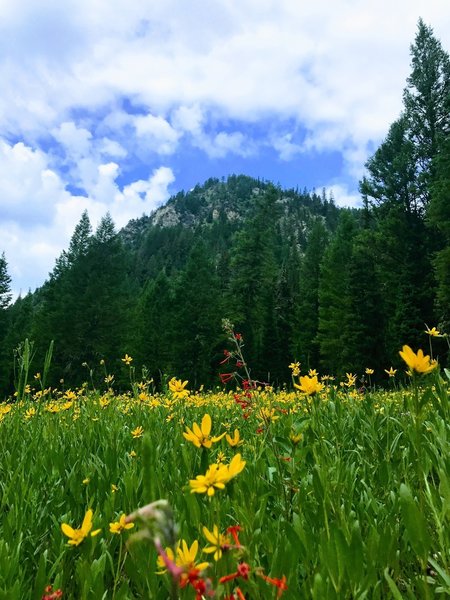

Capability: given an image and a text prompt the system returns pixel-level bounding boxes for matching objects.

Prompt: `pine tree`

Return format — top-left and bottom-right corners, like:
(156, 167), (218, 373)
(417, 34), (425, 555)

(171, 240), (223, 387)
(226, 186), (279, 375)
(133, 271), (175, 383)
(292, 219), (328, 370)
(317, 212), (356, 375)
(0, 252), (12, 311)
(429, 132), (450, 330)
(403, 18), (450, 208)
(0, 253), (12, 395)
(344, 232), (386, 375)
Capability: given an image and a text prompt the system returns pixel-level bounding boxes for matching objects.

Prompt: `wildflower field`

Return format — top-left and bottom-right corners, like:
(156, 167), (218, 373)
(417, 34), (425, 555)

(1, 337), (450, 599)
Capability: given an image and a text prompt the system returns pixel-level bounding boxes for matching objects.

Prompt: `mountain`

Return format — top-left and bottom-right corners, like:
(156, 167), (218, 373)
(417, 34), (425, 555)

(1, 174), (348, 394)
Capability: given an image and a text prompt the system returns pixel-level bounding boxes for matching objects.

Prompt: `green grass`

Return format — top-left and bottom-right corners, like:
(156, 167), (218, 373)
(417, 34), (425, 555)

(0, 376), (449, 599)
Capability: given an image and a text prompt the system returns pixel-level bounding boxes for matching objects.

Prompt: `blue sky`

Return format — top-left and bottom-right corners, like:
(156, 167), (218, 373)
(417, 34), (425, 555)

(1, 0), (450, 296)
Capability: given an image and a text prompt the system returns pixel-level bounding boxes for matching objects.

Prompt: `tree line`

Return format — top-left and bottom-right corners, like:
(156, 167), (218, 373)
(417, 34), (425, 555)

(0, 19), (449, 396)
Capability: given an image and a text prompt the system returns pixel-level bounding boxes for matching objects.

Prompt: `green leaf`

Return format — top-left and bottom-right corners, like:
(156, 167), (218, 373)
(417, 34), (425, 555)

(384, 568), (404, 600)
(399, 483), (431, 559)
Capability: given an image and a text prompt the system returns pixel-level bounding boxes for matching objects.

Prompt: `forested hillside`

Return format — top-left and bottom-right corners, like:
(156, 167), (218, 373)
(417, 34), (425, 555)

(0, 19), (449, 395)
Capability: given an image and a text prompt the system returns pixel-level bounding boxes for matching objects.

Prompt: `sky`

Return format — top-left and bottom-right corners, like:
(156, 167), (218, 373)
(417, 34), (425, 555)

(1, 0), (450, 296)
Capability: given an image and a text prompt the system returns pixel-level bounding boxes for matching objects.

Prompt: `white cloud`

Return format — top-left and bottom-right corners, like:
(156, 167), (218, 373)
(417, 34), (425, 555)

(0, 138), (174, 294)
(272, 133), (302, 161)
(1, 0), (450, 292)
(133, 113), (181, 155)
(327, 183), (362, 210)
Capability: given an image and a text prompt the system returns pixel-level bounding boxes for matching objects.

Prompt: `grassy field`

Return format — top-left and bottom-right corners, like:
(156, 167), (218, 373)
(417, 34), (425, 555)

(1, 350), (450, 599)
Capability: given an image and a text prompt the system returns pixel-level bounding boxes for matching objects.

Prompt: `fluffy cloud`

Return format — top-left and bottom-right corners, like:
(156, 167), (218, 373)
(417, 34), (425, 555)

(1, 0), (450, 293)
(0, 138), (174, 295)
(327, 184), (362, 210)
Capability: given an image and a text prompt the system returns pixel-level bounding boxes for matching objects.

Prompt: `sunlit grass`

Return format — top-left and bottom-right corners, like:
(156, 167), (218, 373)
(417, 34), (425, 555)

(0, 365), (449, 598)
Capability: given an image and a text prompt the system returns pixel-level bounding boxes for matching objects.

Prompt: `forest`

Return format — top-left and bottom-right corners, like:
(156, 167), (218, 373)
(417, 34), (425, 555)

(0, 19), (449, 396)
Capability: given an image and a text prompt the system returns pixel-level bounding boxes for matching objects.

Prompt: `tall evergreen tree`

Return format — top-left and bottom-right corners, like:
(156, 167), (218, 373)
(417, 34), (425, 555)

(317, 212), (356, 375)
(133, 271), (175, 382)
(0, 252), (12, 311)
(292, 219), (328, 370)
(403, 18), (450, 209)
(344, 232), (386, 375)
(429, 131), (450, 331)
(226, 186), (279, 375)
(171, 240), (223, 387)
(0, 253), (12, 395)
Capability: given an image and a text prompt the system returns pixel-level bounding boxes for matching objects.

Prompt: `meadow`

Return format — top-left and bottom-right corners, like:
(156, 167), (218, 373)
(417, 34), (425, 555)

(0, 336), (450, 599)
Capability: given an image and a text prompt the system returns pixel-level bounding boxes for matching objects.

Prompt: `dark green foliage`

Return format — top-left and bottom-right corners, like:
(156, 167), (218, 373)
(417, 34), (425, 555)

(429, 133), (450, 330)
(345, 231), (386, 375)
(132, 271), (175, 382)
(293, 219), (328, 370)
(317, 212), (356, 375)
(226, 185), (279, 377)
(403, 18), (450, 208)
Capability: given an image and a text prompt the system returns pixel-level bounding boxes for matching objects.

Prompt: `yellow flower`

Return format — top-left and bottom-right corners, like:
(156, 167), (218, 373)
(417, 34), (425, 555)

(82, 477), (90, 485)
(294, 375), (324, 395)
(24, 407), (36, 419)
(111, 484), (118, 493)
(189, 464), (228, 496)
(222, 453), (246, 483)
(344, 373), (356, 387)
(290, 431), (303, 445)
(61, 509), (101, 546)
(168, 377), (190, 399)
(122, 354), (133, 365)
(365, 368), (374, 375)
(189, 454), (245, 496)
(216, 451), (226, 464)
(399, 345), (438, 375)
(202, 525), (230, 561)
(308, 369), (318, 377)
(385, 367), (397, 377)
(156, 540), (209, 574)
(129, 450), (137, 458)
(131, 426), (144, 439)
(183, 414), (225, 449)
(225, 429), (243, 447)
(109, 514), (134, 534)
(425, 326), (440, 337)
(156, 546), (175, 574)
(288, 362), (301, 376)
(259, 407), (279, 423)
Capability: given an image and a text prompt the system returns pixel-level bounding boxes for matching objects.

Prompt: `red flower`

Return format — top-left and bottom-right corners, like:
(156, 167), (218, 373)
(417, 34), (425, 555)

(42, 586), (63, 600)
(259, 573), (288, 597)
(220, 350), (231, 364)
(226, 525), (243, 547)
(220, 372), (234, 384)
(237, 562), (250, 579)
(234, 333), (242, 341)
(219, 571), (239, 584)
(224, 587), (246, 600)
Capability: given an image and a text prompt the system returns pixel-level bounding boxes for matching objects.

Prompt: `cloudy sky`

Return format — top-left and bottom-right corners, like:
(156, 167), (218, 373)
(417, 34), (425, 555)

(1, 0), (450, 296)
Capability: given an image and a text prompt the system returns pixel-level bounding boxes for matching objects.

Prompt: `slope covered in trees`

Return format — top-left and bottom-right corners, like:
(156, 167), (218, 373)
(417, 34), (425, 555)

(0, 19), (449, 396)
